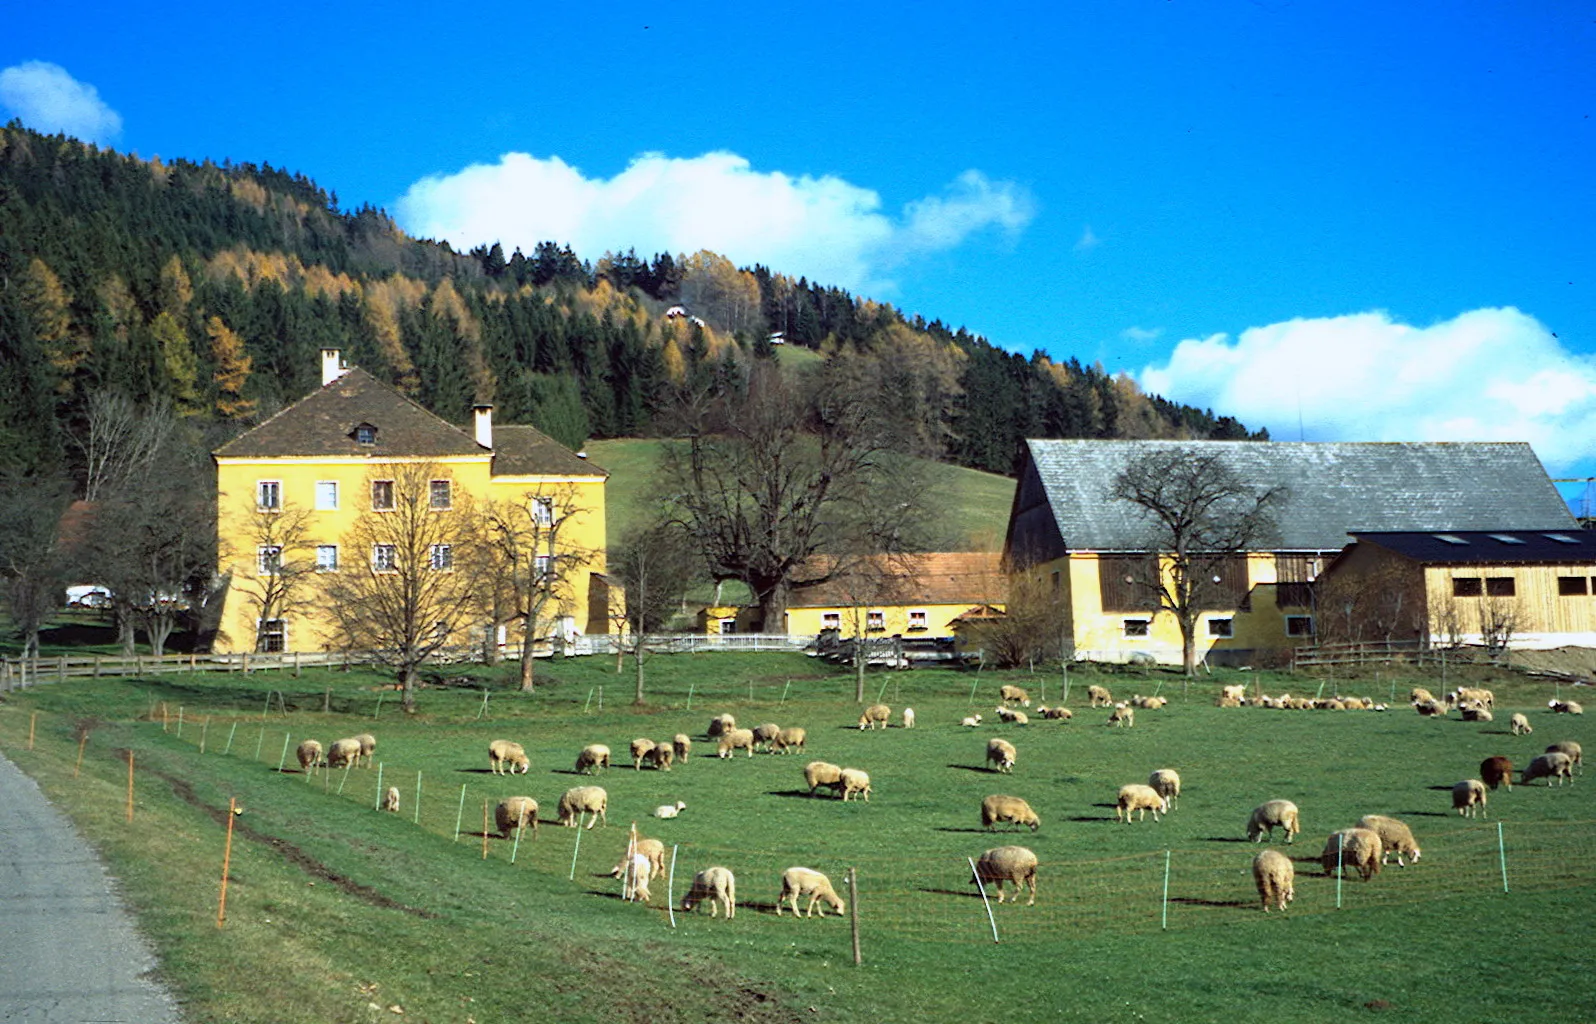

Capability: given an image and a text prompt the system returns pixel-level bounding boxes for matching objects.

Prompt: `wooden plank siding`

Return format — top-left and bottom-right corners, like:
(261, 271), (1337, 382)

(1423, 562), (1596, 637)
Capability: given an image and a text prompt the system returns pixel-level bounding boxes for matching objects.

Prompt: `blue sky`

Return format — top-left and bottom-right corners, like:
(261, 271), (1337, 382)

(4, 2), (1594, 492)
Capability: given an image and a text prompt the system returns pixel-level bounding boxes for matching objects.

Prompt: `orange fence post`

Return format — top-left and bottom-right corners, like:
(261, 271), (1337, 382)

(73, 732), (87, 777)
(218, 797), (238, 927)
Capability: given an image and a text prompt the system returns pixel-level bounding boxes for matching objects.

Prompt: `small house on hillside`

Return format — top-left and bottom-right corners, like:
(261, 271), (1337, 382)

(1003, 439), (1577, 667)
(1315, 529), (1596, 650)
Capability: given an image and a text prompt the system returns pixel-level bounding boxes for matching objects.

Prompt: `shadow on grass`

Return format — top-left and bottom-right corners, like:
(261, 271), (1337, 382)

(1169, 896), (1250, 909)
(1067, 815), (1117, 823)
(934, 826), (1002, 834)
(1398, 810), (1453, 817)
(1425, 784), (1457, 791)
(1204, 836), (1255, 843)
(919, 886), (980, 899)
(766, 789), (828, 799)
(946, 764), (1005, 774)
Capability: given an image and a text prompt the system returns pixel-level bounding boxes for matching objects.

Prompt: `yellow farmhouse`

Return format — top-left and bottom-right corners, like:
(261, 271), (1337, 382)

(212, 350), (608, 654)
(1003, 440), (1576, 667)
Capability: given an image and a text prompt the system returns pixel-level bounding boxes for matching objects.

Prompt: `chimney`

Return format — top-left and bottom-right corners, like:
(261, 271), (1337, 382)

(320, 348), (344, 386)
(473, 404), (493, 449)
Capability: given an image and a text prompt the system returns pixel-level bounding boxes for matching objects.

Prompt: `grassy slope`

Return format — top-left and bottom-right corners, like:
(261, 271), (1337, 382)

(2, 657), (1593, 1023)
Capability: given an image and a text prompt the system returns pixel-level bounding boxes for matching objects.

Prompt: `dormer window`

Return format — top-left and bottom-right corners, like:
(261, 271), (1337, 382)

(354, 423), (378, 446)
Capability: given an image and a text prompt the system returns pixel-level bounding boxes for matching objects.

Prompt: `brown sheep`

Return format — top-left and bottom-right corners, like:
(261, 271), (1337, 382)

(1321, 827), (1383, 881)
(495, 796), (538, 837)
(981, 794), (1040, 831)
(973, 845), (1037, 905)
(1252, 849), (1294, 912)
(858, 704), (891, 730)
(1480, 756), (1514, 791)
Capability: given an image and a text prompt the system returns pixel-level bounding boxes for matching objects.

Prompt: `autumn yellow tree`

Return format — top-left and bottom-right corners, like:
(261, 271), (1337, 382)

(207, 316), (256, 421)
(19, 258), (87, 393)
(151, 312), (201, 416)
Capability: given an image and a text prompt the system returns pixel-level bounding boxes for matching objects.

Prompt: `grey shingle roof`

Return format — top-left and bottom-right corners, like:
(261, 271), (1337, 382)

(492, 426), (607, 478)
(1023, 440), (1575, 552)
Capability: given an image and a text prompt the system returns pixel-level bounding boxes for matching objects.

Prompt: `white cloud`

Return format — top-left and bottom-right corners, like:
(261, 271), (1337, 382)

(395, 151), (1033, 293)
(1074, 225), (1101, 252)
(0, 62), (121, 143)
(1137, 308), (1596, 473)
(1121, 325), (1163, 342)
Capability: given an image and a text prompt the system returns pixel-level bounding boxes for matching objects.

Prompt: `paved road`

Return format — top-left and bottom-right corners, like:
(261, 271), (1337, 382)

(0, 750), (181, 1023)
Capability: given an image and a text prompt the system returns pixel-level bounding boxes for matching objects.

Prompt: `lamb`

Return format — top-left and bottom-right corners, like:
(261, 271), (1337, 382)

(628, 838), (667, 876)
(981, 794), (1040, 831)
(1251, 849), (1295, 912)
(752, 723), (782, 752)
(777, 867), (846, 917)
(857, 704), (891, 730)
(296, 739), (323, 775)
(1356, 814), (1421, 866)
(1116, 783), (1167, 823)
(1546, 740), (1583, 773)
(772, 727), (807, 754)
(1148, 768), (1181, 811)
(681, 866), (736, 918)
(557, 785), (608, 829)
(985, 738), (1018, 774)
(1480, 755), (1514, 791)
(631, 737), (656, 769)
(495, 796), (538, 837)
(1321, 827), (1383, 881)
(999, 684), (1031, 706)
(1107, 704), (1135, 728)
(673, 733), (692, 762)
(354, 733), (377, 768)
(327, 737), (362, 770)
(574, 743), (610, 774)
(653, 800), (687, 819)
(972, 845), (1037, 905)
(1414, 699), (1448, 718)
(902, 708), (916, 729)
(647, 742), (675, 771)
(1037, 706), (1073, 720)
(1548, 699), (1584, 715)
(716, 728), (757, 758)
(1222, 684), (1247, 703)
(1510, 713), (1533, 735)
(707, 713), (736, 738)
(804, 761), (846, 796)
(488, 739), (530, 775)
(381, 786), (400, 813)
(960, 714), (984, 727)
(1460, 703), (1494, 723)
(1522, 752), (1574, 787)
(1452, 779), (1488, 817)
(839, 768), (872, 802)
(1088, 684), (1114, 707)
(995, 706), (1030, 725)
(612, 852), (654, 903)
(1247, 799), (1301, 843)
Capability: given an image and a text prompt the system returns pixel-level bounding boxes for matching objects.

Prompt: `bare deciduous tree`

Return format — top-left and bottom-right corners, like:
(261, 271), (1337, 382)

(70, 391), (179, 502)
(608, 523), (698, 704)
(0, 475), (72, 659)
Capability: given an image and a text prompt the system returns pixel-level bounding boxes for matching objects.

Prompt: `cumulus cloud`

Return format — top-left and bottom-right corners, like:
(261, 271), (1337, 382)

(1137, 308), (1596, 473)
(1121, 325), (1163, 342)
(395, 151), (1033, 293)
(0, 62), (121, 143)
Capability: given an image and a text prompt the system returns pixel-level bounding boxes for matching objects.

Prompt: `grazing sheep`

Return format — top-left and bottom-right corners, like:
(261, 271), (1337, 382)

(1522, 752), (1574, 787)
(647, 742), (675, 771)
(1511, 713), (1533, 735)
(772, 727), (807, 754)
(381, 786), (400, 813)
(1148, 769), (1181, 811)
(557, 786), (608, 829)
(805, 761), (846, 796)
(624, 837), (667, 876)
(494, 796), (538, 837)
(986, 738), (1018, 774)
(612, 851), (654, 903)
(673, 733), (692, 762)
(1037, 706), (1073, 720)
(839, 768), (872, 802)
(653, 801), (687, 819)
(1222, 684), (1248, 703)
(489, 739), (531, 775)
(1460, 703), (1494, 723)
(1252, 849), (1295, 912)
(1410, 687), (1436, 704)
(1414, 699), (1448, 718)
(681, 866), (736, 918)
(1088, 684), (1114, 707)
(707, 713), (736, 738)
(999, 684), (1031, 706)
(777, 867), (846, 918)
(1546, 740), (1583, 773)
(960, 714), (984, 728)
(1356, 814), (1421, 866)
(354, 733), (377, 768)
(1247, 800), (1301, 843)
(1108, 704), (1135, 728)
(327, 737), (362, 770)
(1549, 699), (1584, 715)
(981, 794), (1040, 832)
(858, 704), (891, 730)
(1321, 827), (1383, 881)
(630, 737), (656, 769)
(574, 743), (610, 774)
(902, 708), (915, 729)
(752, 723), (782, 752)
(972, 845), (1038, 905)
(716, 728), (757, 758)
(1116, 783), (1167, 823)
(1452, 779), (1488, 817)
(296, 739), (323, 775)
(1480, 756), (1514, 791)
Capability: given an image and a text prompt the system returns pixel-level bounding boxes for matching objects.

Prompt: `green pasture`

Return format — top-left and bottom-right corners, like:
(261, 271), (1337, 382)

(1, 655), (1592, 1023)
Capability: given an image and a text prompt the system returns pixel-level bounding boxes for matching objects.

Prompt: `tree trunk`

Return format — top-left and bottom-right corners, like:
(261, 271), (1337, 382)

(400, 665), (418, 712)
(755, 580), (789, 635)
(634, 643), (646, 705)
(518, 617), (536, 692)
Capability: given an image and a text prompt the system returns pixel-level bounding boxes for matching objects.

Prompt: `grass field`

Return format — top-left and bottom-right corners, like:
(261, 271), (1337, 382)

(1, 655), (1593, 1023)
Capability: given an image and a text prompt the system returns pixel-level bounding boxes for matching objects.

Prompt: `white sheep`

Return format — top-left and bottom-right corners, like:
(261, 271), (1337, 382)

(1452, 779), (1488, 817)
(960, 714), (984, 728)
(1221, 684), (1247, 703)
(902, 707), (916, 729)
(1546, 740), (1583, 773)
(1132, 694), (1168, 710)
(1450, 687), (1495, 709)
(489, 739), (530, 775)
(1414, 699), (1448, 718)
(653, 801), (687, 819)
(777, 867), (846, 918)
(574, 743), (610, 774)
(972, 845), (1037, 905)
(381, 786), (400, 813)
(858, 704), (891, 730)
(1037, 706), (1073, 720)
(1356, 814), (1421, 866)
(1251, 848), (1294, 912)
(354, 732), (377, 768)
(630, 737), (657, 769)
(805, 761), (845, 797)
(1107, 704), (1135, 728)
(558, 785), (608, 829)
(716, 728), (757, 758)
(1510, 713), (1533, 735)
(647, 742), (675, 771)
(985, 737), (1017, 774)
(1247, 799), (1301, 843)
(495, 796), (538, 837)
(681, 866), (736, 918)
(707, 713), (737, 738)
(839, 768), (872, 802)
(1148, 768), (1181, 811)
(999, 684), (1031, 706)
(1522, 752), (1574, 787)
(327, 737), (362, 770)
(752, 723), (782, 752)
(772, 727), (807, 754)
(1410, 687), (1436, 704)
(1321, 827), (1383, 881)
(995, 706), (1030, 725)
(673, 733), (692, 762)
(1088, 684), (1114, 707)
(1116, 783), (1167, 823)
(613, 851), (654, 903)
(981, 794), (1040, 831)
(1549, 699), (1584, 715)
(296, 739), (323, 775)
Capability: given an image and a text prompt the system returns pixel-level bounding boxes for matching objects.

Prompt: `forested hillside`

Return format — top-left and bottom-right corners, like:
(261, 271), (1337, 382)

(0, 123), (1263, 484)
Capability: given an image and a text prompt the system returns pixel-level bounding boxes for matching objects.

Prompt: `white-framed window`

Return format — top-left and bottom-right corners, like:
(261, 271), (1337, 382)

(256, 480), (281, 511)
(718, 618), (736, 635)
(429, 544), (453, 571)
(822, 612), (841, 629)
(372, 544), (397, 572)
(1124, 618), (1151, 638)
(430, 479), (452, 510)
(355, 423), (377, 445)
(1207, 617), (1235, 638)
(531, 496), (554, 526)
(314, 481), (339, 511)
(866, 610), (885, 632)
(1285, 615), (1315, 637)
(534, 554), (553, 580)
(372, 480), (395, 511)
(908, 609), (928, 631)
(257, 545), (283, 575)
(258, 618), (286, 653)
(315, 545), (339, 572)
